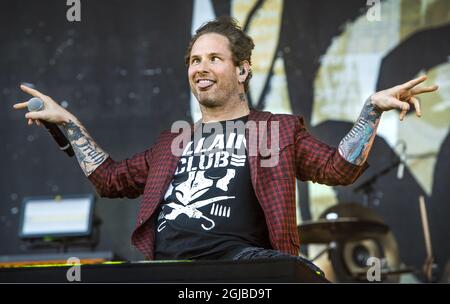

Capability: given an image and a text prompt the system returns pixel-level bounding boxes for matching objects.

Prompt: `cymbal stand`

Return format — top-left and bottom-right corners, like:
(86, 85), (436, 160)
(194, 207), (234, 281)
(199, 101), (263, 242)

(353, 159), (400, 207)
(310, 242), (337, 262)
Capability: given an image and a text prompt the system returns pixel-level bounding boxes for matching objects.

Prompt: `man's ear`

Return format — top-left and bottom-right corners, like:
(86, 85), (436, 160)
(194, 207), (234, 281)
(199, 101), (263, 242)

(237, 61), (251, 83)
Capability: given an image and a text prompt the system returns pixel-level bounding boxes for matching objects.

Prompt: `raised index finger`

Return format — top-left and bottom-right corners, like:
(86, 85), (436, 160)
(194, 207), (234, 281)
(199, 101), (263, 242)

(20, 84), (47, 100)
(400, 75), (428, 90)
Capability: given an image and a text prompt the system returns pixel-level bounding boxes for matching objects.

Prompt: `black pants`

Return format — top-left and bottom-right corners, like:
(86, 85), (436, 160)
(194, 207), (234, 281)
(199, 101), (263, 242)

(232, 246), (326, 278)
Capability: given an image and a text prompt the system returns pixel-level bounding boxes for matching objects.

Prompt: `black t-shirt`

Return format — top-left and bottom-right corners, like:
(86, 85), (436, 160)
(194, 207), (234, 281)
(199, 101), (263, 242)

(154, 115), (271, 260)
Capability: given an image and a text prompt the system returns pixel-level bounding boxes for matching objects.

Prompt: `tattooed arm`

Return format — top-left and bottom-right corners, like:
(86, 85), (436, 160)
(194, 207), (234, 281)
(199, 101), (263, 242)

(62, 119), (109, 176)
(338, 75), (438, 166)
(338, 99), (381, 165)
(14, 85), (108, 176)
(14, 85), (151, 199)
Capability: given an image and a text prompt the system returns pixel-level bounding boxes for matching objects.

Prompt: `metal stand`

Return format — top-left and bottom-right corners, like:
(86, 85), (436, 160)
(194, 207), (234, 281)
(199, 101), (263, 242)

(310, 242), (337, 262)
(353, 159), (401, 207)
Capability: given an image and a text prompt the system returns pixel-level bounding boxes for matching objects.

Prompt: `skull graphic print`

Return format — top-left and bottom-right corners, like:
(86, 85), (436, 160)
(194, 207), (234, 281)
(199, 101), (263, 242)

(157, 121), (247, 232)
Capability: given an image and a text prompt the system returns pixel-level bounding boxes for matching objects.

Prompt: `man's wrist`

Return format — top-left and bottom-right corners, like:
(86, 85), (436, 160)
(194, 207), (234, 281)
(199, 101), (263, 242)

(61, 112), (79, 126)
(368, 95), (384, 115)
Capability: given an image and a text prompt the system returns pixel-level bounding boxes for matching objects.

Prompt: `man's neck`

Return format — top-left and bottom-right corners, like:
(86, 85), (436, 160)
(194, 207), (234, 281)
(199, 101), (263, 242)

(200, 95), (250, 123)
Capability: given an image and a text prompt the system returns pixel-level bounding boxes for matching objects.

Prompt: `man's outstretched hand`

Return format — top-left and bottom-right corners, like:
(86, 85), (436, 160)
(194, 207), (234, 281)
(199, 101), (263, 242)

(370, 75), (439, 120)
(13, 85), (75, 126)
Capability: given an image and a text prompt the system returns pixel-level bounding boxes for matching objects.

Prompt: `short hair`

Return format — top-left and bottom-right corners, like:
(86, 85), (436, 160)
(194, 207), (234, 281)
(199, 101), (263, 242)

(185, 16), (254, 93)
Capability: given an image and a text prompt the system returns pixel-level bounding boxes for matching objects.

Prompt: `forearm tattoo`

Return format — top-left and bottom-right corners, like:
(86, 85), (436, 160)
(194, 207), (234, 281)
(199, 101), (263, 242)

(338, 98), (382, 165)
(63, 120), (109, 176)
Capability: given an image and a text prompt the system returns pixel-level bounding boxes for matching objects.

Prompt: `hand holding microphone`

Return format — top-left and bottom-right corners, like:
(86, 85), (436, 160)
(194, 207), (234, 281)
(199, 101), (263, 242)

(13, 85), (75, 157)
(14, 85), (74, 124)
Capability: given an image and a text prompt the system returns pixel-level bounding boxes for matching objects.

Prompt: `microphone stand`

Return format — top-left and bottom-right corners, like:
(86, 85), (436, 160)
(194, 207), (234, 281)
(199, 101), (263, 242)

(353, 159), (401, 207)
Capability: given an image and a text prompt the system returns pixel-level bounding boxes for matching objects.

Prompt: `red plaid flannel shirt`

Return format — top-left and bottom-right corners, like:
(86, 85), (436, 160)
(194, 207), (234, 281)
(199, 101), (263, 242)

(88, 109), (368, 259)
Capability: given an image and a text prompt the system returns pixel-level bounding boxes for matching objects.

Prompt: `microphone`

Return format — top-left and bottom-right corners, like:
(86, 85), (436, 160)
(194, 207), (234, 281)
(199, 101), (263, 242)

(27, 97), (75, 157)
(396, 141), (407, 179)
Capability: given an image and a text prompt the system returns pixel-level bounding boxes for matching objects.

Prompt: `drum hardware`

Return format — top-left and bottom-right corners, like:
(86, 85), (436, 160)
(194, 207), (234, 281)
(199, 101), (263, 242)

(353, 147), (438, 208)
(352, 265), (417, 280)
(309, 242), (336, 262)
(298, 202), (413, 282)
(299, 217), (389, 244)
(300, 147), (438, 282)
(419, 195), (438, 282)
(353, 159), (400, 207)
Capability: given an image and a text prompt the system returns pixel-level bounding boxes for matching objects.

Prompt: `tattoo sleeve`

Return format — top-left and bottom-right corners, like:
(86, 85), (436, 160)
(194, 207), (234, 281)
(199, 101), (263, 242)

(62, 120), (109, 176)
(338, 98), (382, 165)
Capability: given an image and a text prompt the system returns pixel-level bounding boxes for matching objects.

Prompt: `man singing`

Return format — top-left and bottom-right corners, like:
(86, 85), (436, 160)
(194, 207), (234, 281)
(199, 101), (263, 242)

(13, 16), (438, 277)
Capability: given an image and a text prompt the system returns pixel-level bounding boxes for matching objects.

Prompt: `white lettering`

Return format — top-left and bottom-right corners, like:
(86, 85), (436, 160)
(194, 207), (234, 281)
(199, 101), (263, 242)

(366, 257), (381, 282)
(214, 151), (229, 167)
(66, 257), (81, 282)
(366, 0), (381, 22)
(66, 0), (81, 22)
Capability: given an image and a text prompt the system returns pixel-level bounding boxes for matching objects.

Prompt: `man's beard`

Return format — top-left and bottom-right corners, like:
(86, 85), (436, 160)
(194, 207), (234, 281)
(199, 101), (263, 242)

(197, 96), (221, 108)
(192, 84), (239, 109)
(193, 89), (225, 108)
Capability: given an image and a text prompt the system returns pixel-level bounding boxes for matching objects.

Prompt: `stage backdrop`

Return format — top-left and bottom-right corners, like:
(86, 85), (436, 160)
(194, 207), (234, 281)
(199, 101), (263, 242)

(1, 0), (449, 281)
